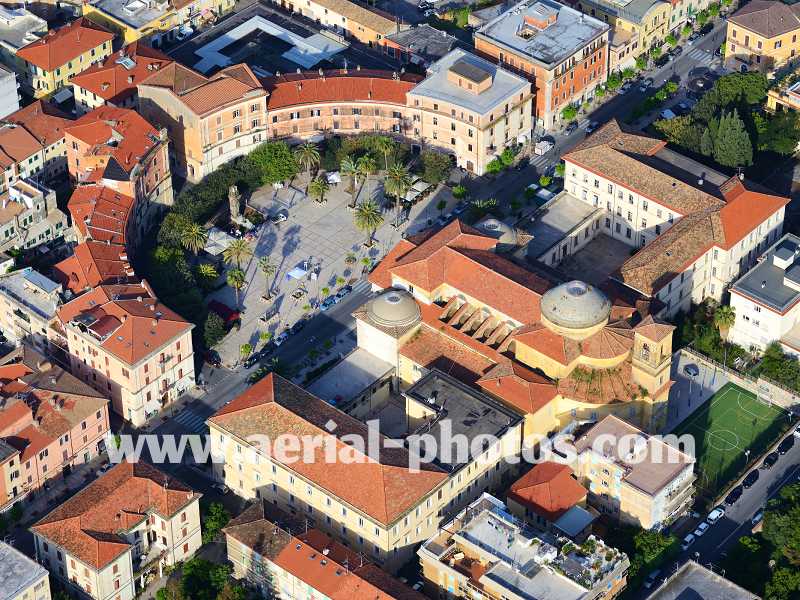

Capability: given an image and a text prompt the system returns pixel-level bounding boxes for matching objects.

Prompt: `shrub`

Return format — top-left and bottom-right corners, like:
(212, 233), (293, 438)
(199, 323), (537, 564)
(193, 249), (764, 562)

(666, 33), (678, 47)
(204, 312), (226, 348)
(452, 184), (468, 199)
(539, 175), (552, 187)
(561, 104), (578, 121)
(421, 150), (453, 184)
(486, 158), (504, 175)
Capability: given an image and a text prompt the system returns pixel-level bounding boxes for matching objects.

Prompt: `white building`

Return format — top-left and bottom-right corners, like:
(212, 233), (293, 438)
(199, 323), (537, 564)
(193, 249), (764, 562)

(0, 64), (18, 118)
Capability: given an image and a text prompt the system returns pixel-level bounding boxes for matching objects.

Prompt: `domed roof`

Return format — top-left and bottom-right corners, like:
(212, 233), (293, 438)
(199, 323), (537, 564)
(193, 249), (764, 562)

(366, 289), (421, 328)
(541, 280), (611, 330)
(476, 218), (515, 245)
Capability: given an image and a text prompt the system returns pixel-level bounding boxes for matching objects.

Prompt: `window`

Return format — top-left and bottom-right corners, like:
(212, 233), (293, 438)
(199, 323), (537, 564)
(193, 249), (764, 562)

(232, 109), (240, 118)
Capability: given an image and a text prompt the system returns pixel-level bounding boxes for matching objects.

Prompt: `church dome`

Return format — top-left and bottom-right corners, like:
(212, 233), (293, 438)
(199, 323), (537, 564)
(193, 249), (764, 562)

(476, 217), (516, 245)
(541, 280), (611, 330)
(366, 289), (421, 328)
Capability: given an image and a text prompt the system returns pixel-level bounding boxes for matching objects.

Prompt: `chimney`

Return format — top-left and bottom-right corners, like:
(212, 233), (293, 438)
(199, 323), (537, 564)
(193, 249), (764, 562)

(152, 318), (158, 327)
(127, 75), (134, 84)
(136, 296), (143, 302)
(697, 177), (703, 186)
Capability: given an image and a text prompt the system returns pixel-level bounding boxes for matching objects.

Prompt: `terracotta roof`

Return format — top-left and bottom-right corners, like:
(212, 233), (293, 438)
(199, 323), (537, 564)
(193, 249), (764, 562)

(718, 183), (789, 249)
(52, 240), (132, 294)
(16, 18), (113, 71)
(69, 42), (172, 103)
(511, 323), (581, 365)
(728, 0), (800, 38)
(67, 184), (135, 244)
(304, 0), (399, 34)
(56, 282), (192, 366)
(139, 62), (265, 116)
(0, 101), (71, 167)
(581, 321), (635, 360)
(399, 323), (495, 384)
(633, 315), (674, 342)
(32, 462), (199, 569)
(209, 374), (447, 526)
(507, 462), (587, 522)
(65, 106), (161, 179)
(557, 361), (653, 405)
(476, 361), (558, 415)
(263, 70), (422, 110)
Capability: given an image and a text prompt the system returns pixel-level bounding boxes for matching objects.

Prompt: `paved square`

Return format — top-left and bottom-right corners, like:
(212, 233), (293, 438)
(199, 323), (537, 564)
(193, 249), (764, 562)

(558, 233), (631, 285)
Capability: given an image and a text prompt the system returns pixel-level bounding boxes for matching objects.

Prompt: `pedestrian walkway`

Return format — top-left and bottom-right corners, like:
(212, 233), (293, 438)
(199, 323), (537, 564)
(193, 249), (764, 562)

(171, 408), (209, 434)
(684, 47), (715, 67)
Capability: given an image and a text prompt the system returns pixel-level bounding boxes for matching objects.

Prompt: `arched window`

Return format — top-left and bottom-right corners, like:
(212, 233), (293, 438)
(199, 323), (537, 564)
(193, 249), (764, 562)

(642, 342), (650, 361)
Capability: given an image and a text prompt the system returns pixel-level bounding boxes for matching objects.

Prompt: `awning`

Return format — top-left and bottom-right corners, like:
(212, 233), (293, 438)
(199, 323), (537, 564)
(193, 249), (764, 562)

(326, 171), (342, 185)
(286, 265), (308, 280)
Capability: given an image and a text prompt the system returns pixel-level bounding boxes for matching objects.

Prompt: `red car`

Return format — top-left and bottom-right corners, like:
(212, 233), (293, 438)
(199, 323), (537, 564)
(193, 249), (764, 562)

(208, 300), (240, 328)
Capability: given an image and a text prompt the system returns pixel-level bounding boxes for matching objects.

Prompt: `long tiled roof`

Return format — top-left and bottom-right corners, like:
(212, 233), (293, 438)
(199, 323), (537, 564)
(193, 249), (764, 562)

(67, 184), (135, 245)
(209, 374), (447, 526)
(0, 100), (71, 167)
(309, 0), (399, 34)
(16, 17), (113, 71)
(507, 462), (587, 522)
(53, 240), (132, 294)
(69, 42), (172, 103)
(32, 462), (199, 569)
(475, 361), (558, 415)
(728, 0), (800, 38)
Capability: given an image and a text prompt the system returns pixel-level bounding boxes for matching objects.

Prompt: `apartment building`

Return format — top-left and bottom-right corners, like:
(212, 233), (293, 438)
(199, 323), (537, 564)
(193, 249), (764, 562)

(292, 0), (406, 45)
(15, 18), (114, 98)
(474, 0), (609, 130)
(32, 462), (202, 600)
(0, 346), (110, 509)
(51, 281), (194, 426)
(64, 105), (173, 237)
(382, 24), (460, 68)
(0, 267), (62, 352)
(564, 0), (670, 56)
(0, 540), (51, 600)
(407, 48), (533, 174)
(0, 6), (47, 78)
(727, 233), (800, 355)
(573, 415), (695, 529)
(562, 120), (789, 317)
(223, 500), (427, 600)
(0, 179), (69, 253)
(725, 0), (800, 74)
(0, 101), (72, 195)
(0, 64), (18, 118)
(84, 0), (234, 46)
(209, 371), (523, 572)
(70, 43), (173, 114)
(418, 494), (629, 600)
(137, 62), (267, 183)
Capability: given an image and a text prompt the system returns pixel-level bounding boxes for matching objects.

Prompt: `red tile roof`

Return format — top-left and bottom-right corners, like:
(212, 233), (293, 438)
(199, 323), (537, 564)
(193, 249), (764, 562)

(507, 462), (587, 522)
(210, 374), (447, 526)
(32, 462), (199, 569)
(69, 42), (172, 104)
(52, 240), (132, 294)
(67, 184), (135, 245)
(0, 101), (71, 168)
(476, 361), (558, 415)
(263, 70), (422, 110)
(17, 17), (113, 71)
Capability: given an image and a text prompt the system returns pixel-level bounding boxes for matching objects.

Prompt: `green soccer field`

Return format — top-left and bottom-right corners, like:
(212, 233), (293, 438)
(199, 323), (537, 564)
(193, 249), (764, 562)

(672, 382), (789, 498)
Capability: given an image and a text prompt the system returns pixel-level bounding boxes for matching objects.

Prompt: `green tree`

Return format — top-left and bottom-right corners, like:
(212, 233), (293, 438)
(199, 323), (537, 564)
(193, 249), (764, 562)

(421, 150), (452, 184)
(227, 268), (246, 309)
(621, 67), (636, 80)
(340, 155), (359, 208)
(709, 2), (720, 16)
(217, 583), (247, 600)
(384, 163), (412, 203)
(469, 197), (497, 221)
(294, 142), (320, 186)
(654, 115), (703, 150)
(759, 110), (800, 155)
(452, 184), (468, 199)
(195, 263), (219, 291)
(308, 177), (330, 204)
(250, 141), (299, 185)
(353, 200), (384, 247)
(664, 80), (679, 95)
(681, 23), (693, 36)
(665, 33), (678, 46)
(354, 155), (377, 206)
(763, 483), (800, 565)
(539, 175), (552, 187)
(713, 110), (753, 168)
(606, 71), (622, 90)
(499, 147), (515, 167)
(258, 256), (276, 300)
(650, 45), (662, 59)
(158, 212), (193, 248)
(180, 222), (208, 256)
(204, 312), (226, 347)
(555, 162), (565, 177)
(713, 304), (736, 365)
(240, 343), (252, 361)
(696, 9), (709, 25)
(436, 199), (447, 215)
(561, 104), (578, 121)
(180, 558), (231, 600)
(374, 135), (396, 170)
(635, 55), (648, 71)
(201, 501), (230, 543)
(595, 86), (606, 99)
(222, 238), (253, 269)
(486, 158), (504, 175)
(700, 128), (714, 156)
(259, 331), (272, 346)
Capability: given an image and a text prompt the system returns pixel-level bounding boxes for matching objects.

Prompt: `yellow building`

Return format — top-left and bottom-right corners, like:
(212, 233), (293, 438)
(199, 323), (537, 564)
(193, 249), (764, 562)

(571, 0), (671, 56)
(767, 78), (800, 112)
(83, 0), (234, 46)
(573, 415), (696, 529)
(16, 17), (114, 98)
(724, 0), (800, 74)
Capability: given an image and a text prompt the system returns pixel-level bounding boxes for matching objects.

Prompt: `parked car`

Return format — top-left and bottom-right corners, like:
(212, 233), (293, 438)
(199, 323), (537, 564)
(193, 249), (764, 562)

(725, 485), (743, 505)
(290, 320), (306, 335)
(693, 522), (710, 537)
(211, 483), (229, 494)
(208, 300), (240, 329)
(681, 533), (696, 551)
(743, 469), (760, 488)
(98, 463), (113, 475)
(707, 507), (725, 524)
(644, 570), (662, 589)
(423, 8), (436, 17)
(751, 510), (764, 526)
(565, 121), (579, 135)
(273, 331), (289, 346)
(243, 353), (259, 369)
(336, 285), (353, 299)
(436, 213), (453, 227)
(320, 295), (338, 311)
(585, 121), (599, 134)
(270, 209), (289, 224)
(204, 349), (222, 368)
(687, 32), (700, 45)
(683, 363), (700, 377)
(778, 435), (795, 454)
(699, 23), (713, 36)
(793, 424), (800, 438)
(762, 451), (779, 469)
(620, 81), (633, 93)
(452, 201), (468, 216)
(673, 45), (683, 55)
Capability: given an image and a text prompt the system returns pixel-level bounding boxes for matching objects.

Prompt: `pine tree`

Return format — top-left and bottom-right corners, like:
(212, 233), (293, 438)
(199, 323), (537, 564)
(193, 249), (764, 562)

(700, 128), (714, 156)
(713, 109), (753, 168)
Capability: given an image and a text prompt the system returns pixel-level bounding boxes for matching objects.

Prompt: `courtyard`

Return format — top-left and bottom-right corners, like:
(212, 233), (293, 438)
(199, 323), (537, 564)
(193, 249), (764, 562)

(558, 233), (633, 285)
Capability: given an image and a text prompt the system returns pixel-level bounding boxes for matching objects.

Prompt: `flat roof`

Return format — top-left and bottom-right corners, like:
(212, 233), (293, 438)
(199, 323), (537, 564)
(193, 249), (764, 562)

(554, 504), (596, 538)
(477, 0), (608, 67)
(306, 347), (393, 406)
(647, 561), (760, 600)
(0, 6), (46, 52)
(525, 191), (600, 259)
(88, 0), (169, 29)
(404, 370), (523, 472)
(577, 0), (663, 24)
(0, 541), (48, 600)
(0, 267), (60, 321)
(410, 48), (529, 115)
(386, 24), (459, 62)
(732, 233), (800, 313)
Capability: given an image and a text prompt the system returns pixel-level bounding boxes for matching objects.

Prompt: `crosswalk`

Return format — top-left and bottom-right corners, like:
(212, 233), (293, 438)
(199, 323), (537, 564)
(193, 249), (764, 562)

(529, 154), (550, 170)
(172, 408), (209, 434)
(684, 48), (715, 67)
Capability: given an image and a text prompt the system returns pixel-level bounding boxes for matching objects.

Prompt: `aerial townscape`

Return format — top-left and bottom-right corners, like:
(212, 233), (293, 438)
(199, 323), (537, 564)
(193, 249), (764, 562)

(2, 0), (800, 597)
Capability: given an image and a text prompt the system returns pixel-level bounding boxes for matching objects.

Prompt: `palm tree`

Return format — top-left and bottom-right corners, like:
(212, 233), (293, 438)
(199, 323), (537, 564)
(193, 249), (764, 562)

(354, 155), (377, 207)
(354, 200), (384, 247)
(294, 142), (320, 189)
(384, 164), (412, 205)
(180, 222), (208, 256)
(195, 263), (218, 289)
(714, 305), (736, 366)
(374, 136), (396, 171)
(223, 238), (253, 269)
(308, 177), (330, 204)
(258, 256), (276, 300)
(227, 267), (246, 308)
(340, 155), (358, 208)
(240, 343), (253, 360)
(259, 331), (273, 347)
